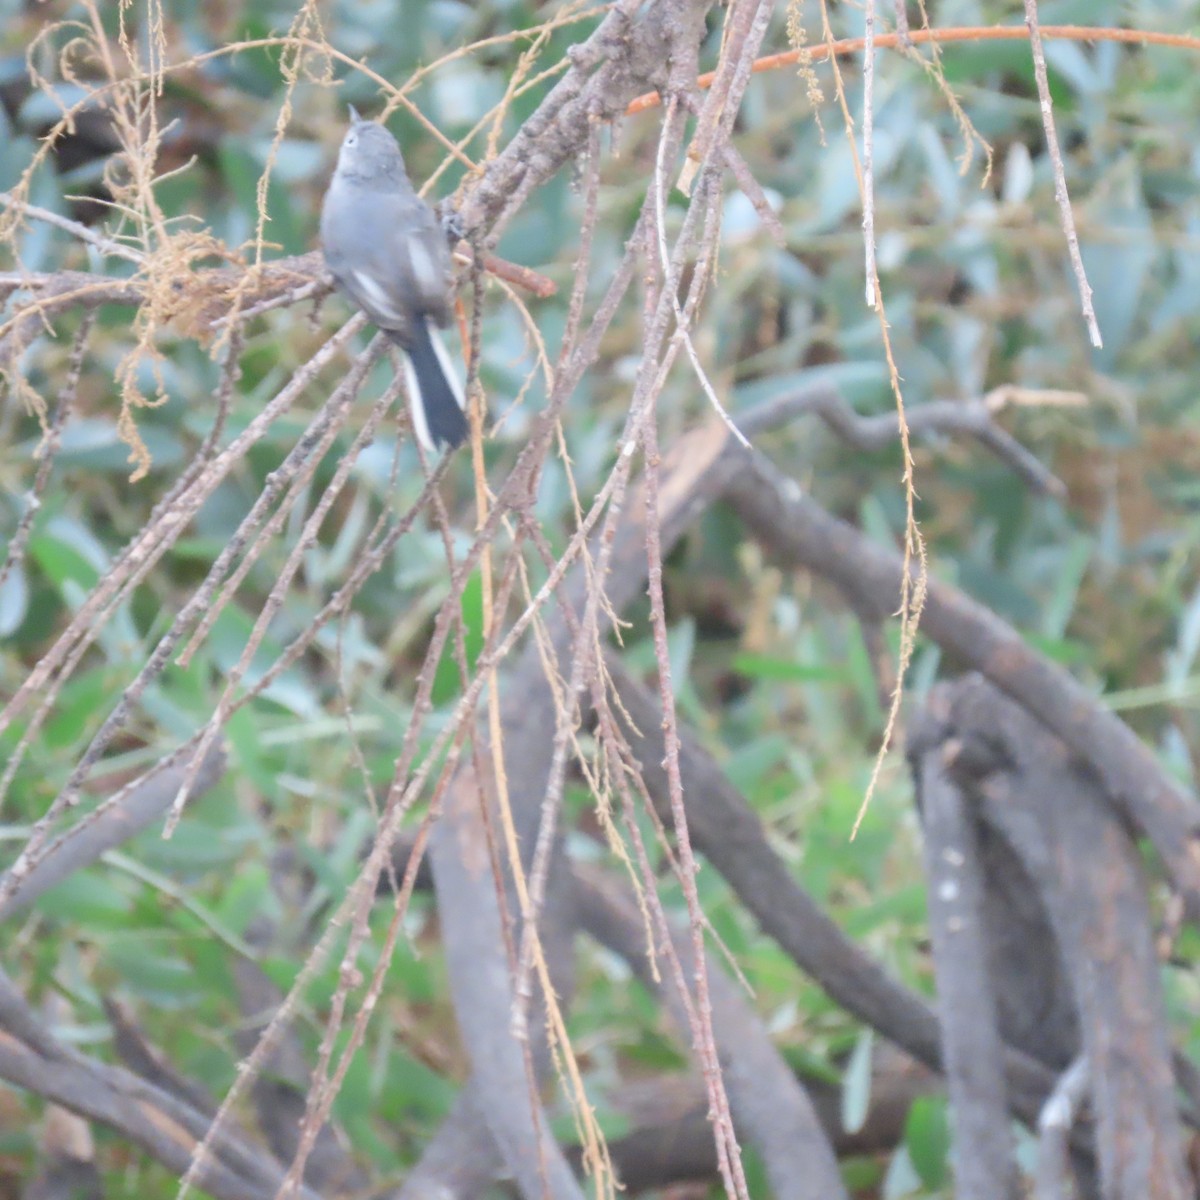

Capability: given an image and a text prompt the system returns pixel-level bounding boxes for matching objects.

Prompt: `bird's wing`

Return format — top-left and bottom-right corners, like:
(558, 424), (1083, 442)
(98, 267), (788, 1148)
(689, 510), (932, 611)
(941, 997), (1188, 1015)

(322, 186), (453, 341)
(392, 196), (455, 325)
(321, 189), (412, 338)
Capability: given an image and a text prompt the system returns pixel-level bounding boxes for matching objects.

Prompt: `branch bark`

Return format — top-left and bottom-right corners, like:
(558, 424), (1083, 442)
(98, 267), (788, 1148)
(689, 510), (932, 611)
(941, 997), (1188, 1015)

(723, 447), (1200, 925)
(910, 676), (1193, 1200)
(0, 969), (314, 1200)
(914, 747), (1022, 1200)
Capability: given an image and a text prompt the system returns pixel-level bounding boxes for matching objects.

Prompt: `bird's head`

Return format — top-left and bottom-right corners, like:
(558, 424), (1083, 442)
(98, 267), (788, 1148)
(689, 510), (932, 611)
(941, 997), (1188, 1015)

(335, 106), (407, 183)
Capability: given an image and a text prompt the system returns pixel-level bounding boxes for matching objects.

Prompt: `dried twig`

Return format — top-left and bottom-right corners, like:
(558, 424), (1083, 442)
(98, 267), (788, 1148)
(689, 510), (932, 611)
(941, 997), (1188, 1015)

(1023, 1), (1102, 348)
(0, 316), (92, 592)
(862, 0), (879, 308)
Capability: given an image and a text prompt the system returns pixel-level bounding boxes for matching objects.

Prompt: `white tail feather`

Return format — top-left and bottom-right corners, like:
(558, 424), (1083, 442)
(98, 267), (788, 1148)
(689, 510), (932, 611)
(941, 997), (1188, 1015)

(426, 319), (466, 412)
(402, 353), (434, 455)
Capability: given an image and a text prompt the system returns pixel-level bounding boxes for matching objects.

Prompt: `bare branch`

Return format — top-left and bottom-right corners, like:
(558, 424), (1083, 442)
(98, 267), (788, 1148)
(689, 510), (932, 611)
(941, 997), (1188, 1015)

(575, 865), (849, 1200)
(914, 747), (1022, 1200)
(0, 315), (92, 592)
(0, 968), (314, 1200)
(602, 650), (1059, 1125)
(723, 448), (1200, 922)
(1023, 1), (1102, 347)
(0, 739), (227, 922)
(912, 676), (1193, 1198)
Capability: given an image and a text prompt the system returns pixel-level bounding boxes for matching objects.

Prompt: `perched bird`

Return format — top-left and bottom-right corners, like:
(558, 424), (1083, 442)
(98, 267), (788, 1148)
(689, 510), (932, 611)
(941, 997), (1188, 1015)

(320, 107), (468, 452)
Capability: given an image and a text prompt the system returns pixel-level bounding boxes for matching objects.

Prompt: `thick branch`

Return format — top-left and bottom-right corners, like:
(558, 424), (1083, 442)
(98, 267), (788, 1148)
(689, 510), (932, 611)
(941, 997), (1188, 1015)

(744, 385), (1064, 495)
(456, 0), (713, 244)
(565, 1052), (935, 1194)
(915, 748), (1022, 1199)
(912, 676), (1193, 1200)
(0, 969), (312, 1200)
(724, 447), (1200, 923)
(0, 740), (227, 922)
(603, 651), (1059, 1125)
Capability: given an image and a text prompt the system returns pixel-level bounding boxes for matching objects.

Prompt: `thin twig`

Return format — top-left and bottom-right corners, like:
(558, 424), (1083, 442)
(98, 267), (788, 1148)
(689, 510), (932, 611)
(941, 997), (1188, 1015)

(165, 347), (396, 833)
(1023, 1), (1102, 348)
(625, 24), (1200, 115)
(0, 192), (145, 263)
(1036, 1054), (1090, 1200)
(863, 0), (878, 308)
(0, 315), (92, 593)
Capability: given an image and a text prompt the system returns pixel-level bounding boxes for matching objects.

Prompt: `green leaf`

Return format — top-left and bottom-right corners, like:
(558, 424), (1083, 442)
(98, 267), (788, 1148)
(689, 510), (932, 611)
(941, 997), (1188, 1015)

(29, 523), (104, 595)
(430, 571), (485, 705)
(841, 1028), (874, 1134)
(44, 668), (113, 749)
(0, 563), (29, 637)
(105, 936), (203, 1006)
(905, 1094), (951, 1189)
(733, 652), (841, 683)
(32, 871), (133, 924)
(214, 862), (272, 936)
(882, 1143), (924, 1200)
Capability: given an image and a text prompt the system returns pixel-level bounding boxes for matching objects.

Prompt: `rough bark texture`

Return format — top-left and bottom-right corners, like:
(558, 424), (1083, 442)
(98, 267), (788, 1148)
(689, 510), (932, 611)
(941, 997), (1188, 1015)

(909, 675), (1192, 1200)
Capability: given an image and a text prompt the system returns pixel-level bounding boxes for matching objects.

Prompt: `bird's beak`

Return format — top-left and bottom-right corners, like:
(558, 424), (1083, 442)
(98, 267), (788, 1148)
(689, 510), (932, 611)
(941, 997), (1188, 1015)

(348, 103), (361, 124)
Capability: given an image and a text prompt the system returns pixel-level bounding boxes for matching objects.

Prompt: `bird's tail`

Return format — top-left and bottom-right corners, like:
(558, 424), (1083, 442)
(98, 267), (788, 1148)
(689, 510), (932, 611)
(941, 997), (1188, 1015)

(399, 319), (468, 454)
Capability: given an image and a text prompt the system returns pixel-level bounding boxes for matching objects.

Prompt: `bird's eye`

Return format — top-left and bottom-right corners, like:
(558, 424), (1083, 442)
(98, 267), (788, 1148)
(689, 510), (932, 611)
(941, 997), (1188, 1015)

(346, 135), (356, 146)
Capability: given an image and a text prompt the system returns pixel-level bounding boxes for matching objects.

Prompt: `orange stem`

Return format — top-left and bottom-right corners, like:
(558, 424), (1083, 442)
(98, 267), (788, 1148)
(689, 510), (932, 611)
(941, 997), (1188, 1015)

(625, 24), (1200, 115)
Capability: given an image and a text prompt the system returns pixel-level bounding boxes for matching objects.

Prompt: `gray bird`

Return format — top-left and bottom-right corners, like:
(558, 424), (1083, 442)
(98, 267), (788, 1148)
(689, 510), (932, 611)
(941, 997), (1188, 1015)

(321, 107), (468, 452)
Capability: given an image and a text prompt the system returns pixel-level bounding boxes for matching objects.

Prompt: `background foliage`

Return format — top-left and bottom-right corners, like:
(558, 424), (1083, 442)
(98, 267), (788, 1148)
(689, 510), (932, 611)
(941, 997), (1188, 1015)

(3, 0), (1200, 1195)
